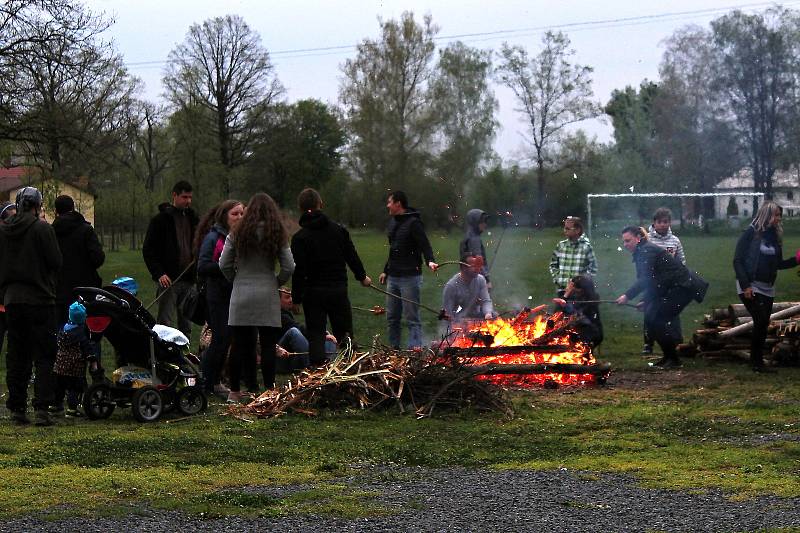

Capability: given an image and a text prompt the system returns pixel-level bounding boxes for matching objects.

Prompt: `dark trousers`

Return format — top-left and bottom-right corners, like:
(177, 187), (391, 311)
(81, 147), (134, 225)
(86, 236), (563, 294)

(0, 312), (6, 358)
(643, 287), (692, 361)
(5, 304), (57, 412)
(739, 292), (773, 368)
(230, 326), (281, 391)
(201, 293), (232, 392)
(54, 374), (86, 410)
(302, 287), (353, 365)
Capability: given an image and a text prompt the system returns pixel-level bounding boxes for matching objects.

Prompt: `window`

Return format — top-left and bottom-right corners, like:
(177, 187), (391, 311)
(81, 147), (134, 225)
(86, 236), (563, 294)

(789, 191), (794, 200)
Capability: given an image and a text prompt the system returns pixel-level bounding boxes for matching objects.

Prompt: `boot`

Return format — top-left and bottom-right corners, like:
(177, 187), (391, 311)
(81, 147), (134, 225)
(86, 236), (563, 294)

(10, 410), (30, 426)
(34, 410), (54, 427)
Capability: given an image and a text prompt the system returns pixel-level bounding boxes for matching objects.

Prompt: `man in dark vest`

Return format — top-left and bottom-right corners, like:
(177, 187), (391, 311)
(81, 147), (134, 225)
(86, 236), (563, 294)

(0, 187), (62, 425)
(52, 195), (105, 326)
(378, 190), (438, 349)
(142, 181), (198, 337)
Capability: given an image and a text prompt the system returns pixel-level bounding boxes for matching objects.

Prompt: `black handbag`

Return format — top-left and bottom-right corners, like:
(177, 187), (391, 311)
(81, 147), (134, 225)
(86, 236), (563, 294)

(182, 283), (207, 326)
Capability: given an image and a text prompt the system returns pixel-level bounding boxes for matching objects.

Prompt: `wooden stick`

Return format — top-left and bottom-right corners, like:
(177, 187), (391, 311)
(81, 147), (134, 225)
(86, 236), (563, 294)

(368, 284), (442, 315)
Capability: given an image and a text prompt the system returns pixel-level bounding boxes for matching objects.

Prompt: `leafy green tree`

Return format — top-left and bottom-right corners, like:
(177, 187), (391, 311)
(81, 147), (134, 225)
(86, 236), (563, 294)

(431, 42), (498, 228)
(710, 7), (796, 197)
(339, 11), (439, 224)
(496, 31), (600, 226)
(163, 14), (283, 196)
(246, 99), (346, 208)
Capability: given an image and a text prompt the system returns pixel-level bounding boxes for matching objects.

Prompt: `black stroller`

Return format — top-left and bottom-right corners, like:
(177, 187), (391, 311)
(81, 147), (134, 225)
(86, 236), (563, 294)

(74, 285), (206, 422)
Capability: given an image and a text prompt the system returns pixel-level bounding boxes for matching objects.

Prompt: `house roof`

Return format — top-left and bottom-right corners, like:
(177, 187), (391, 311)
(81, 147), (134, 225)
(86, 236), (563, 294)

(716, 167), (800, 190)
(0, 167), (95, 196)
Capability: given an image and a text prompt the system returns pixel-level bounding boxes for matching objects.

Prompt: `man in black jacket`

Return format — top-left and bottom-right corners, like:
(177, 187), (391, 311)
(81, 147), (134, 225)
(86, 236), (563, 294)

(290, 188), (371, 365)
(0, 187), (62, 425)
(142, 181), (198, 337)
(378, 190), (438, 349)
(52, 195), (105, 326)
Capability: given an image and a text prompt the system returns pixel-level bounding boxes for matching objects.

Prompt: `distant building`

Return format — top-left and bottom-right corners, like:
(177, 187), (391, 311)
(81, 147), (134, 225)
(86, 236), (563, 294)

(714, 167), (800, 219)
(0, 166), (97, 224)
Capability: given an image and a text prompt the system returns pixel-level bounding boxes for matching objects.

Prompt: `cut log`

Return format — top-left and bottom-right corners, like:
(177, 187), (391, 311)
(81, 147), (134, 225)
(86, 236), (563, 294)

(719, 303), (800, 339)
(698, 349), (750, 361)
(711, 308), (732, 320)
(463, 362), (612, 376)
(728, 301), (800, 318)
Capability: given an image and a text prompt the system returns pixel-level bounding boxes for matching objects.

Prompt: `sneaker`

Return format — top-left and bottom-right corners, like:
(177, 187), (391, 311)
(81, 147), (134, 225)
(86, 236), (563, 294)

(65, 408), (84, 418)
(10, 411), (30, 426)
(641, 344), (653, 355)
(34, 410), (54, 427)
(653, 357), (682, 369)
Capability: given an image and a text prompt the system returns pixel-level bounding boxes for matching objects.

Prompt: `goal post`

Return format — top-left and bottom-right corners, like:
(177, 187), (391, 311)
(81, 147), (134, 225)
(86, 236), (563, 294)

(586, 192), (766, 239)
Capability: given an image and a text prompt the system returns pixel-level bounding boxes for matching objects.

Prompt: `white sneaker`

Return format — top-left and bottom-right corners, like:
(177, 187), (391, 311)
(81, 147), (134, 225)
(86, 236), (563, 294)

(226, 391), (243, 403)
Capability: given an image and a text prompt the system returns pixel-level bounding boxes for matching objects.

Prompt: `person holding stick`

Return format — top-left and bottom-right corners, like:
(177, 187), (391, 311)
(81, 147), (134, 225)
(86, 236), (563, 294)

(441, 255), (494, 322)
(378, 191), (438, 349)
(142, 181), (198, 337)
(552, 274), (603, 349)
(290, 188), (371, 365)
(733, 202), (799, 372)
(615, 226), (705, 369)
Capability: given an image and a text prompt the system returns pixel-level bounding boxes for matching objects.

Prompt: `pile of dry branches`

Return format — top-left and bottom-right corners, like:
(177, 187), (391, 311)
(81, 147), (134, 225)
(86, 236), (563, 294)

(226, 338), (512, 419)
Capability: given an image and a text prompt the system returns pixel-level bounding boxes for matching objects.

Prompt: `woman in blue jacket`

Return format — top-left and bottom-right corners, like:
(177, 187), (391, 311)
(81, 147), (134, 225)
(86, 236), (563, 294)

(733, 202), (799, 372)
(195, 200), (244, 397)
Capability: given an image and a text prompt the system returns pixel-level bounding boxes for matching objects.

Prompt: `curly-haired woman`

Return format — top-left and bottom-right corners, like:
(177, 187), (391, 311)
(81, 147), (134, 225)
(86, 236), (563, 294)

(219, 193), (294, 400)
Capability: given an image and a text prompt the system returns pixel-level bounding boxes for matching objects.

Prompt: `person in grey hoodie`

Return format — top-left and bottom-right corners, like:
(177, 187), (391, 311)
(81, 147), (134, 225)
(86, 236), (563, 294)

(441, 255), (493, 322)
(0, 187), (62, 426)
(459, 209), (491, 287)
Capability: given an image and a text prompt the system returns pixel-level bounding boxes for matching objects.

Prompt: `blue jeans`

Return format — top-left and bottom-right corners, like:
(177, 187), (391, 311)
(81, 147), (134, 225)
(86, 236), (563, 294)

(278, 327), (337, 371)
(386, 275), (423, 349)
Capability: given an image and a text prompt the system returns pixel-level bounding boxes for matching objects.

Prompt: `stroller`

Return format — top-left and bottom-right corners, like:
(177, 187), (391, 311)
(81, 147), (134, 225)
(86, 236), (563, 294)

(74, 285), (206, 422)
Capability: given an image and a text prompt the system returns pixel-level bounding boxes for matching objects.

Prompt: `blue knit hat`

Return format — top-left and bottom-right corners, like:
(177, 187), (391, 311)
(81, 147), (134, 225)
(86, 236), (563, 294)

(112, 276), (138, 296)
(68, 302), (87, 324)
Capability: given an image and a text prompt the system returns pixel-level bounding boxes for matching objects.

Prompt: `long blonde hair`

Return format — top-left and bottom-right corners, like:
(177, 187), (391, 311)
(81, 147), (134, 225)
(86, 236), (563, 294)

(751, 201), (782, 240)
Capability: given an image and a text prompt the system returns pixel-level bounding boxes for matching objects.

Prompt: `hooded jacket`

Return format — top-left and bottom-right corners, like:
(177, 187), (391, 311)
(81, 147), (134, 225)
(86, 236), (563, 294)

(142, 203), (198, 283)
(290, 210), (367, 304)
(0, 211), (62, 305)
(459, 209), (490, 280)
(52, 211), (104, 304)
(383, 208), (435, 277)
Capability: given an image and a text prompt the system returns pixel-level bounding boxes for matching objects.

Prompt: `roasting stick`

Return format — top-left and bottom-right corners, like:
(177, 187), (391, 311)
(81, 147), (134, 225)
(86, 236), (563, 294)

(436, 261), (470, 268)
(353, 305), (386, 315)
(368, 284), (442, 316)
(576, 299), (639, 308)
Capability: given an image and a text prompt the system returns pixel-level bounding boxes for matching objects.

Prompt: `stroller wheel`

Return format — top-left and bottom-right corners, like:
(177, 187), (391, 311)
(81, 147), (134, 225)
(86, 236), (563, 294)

(84, 383), (115, 420)
(131, 386), (163, 422)
(176, 386), (207, 416)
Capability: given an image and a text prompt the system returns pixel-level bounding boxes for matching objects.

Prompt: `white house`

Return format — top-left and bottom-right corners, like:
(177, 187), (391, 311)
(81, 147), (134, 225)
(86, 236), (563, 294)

(714, 167), (800, 218)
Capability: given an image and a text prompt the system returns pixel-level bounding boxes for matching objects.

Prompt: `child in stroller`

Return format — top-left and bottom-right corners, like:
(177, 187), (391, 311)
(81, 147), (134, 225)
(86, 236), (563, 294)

(74, 278), (205, 422)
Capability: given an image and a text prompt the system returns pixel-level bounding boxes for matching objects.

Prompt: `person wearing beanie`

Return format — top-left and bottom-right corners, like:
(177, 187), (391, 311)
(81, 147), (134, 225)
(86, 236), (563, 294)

(0, 201), (16, 363)
(52, 302), (98, 418)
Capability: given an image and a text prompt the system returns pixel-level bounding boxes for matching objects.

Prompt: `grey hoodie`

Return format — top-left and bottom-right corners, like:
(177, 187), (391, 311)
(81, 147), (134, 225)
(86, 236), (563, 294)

(459, 209), (489, 280)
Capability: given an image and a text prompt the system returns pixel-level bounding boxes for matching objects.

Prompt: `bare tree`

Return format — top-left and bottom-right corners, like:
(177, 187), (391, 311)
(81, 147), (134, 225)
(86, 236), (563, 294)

(497, 31), (599, 225)
(163, 14), (283, 196)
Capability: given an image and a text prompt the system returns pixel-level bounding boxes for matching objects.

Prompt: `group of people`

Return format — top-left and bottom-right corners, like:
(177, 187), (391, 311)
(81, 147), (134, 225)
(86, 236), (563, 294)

(0, 187), (105, 425)
(2, 178), (793, 423)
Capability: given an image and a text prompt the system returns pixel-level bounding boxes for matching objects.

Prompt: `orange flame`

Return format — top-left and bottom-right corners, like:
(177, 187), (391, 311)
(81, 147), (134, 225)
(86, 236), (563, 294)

(447, 312), (599, 387)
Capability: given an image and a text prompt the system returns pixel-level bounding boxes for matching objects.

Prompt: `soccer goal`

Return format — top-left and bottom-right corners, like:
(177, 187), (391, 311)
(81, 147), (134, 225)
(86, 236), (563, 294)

(586, 192), (766, 239)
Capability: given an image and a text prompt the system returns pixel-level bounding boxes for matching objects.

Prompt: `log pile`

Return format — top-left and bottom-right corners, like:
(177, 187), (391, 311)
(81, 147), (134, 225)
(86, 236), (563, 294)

(684, 302), (800, 366)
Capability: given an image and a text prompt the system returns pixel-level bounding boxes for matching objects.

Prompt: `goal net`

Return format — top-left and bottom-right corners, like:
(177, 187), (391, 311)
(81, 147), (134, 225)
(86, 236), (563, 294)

(586, 192), (766, 239)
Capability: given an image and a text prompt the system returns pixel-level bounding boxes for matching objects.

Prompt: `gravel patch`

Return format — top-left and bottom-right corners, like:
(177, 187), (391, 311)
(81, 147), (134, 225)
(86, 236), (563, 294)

(2, 466), (799, 532)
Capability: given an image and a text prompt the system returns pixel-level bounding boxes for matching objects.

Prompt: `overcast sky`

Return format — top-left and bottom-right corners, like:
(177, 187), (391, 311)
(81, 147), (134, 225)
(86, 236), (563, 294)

(83, 0), (800, 163)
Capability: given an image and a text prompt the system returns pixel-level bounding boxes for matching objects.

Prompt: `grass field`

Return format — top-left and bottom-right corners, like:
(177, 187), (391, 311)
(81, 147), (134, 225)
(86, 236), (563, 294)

(0, 227), (799, 519)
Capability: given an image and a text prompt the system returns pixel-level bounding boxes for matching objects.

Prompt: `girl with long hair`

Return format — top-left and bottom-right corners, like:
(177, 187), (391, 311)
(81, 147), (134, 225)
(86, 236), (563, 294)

(552, 274), (603, 348)
(733, 202), (799, 372)
(195, 200), (244, 397)
(219, 193), (294, 398)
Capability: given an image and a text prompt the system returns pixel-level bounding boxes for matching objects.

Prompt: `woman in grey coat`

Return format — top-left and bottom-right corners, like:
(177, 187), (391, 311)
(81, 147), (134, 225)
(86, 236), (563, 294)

(219, 193), (294, 398)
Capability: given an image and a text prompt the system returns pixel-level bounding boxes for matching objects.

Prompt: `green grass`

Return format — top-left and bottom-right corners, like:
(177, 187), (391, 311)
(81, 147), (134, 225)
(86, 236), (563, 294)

(0, 228), (799, 519)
